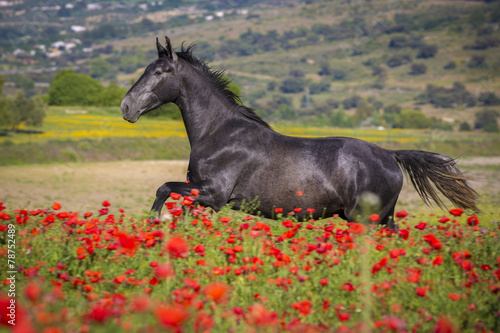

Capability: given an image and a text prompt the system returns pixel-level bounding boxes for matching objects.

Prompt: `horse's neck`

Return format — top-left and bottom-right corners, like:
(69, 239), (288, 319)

(175, 67), (240, 146)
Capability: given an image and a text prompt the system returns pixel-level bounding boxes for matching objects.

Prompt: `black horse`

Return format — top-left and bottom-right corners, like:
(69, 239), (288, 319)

(121, 37), (479, 229)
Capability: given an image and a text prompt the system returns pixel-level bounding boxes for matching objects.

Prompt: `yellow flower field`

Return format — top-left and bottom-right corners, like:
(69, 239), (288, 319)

(0, 106), (490, 147)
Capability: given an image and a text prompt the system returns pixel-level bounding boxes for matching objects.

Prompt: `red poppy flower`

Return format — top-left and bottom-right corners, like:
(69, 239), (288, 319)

(24, 282), (42, 303)
(337, 312), (351, 321)
(291, 300), (312, 316)
(433, 256), (444, 266)
(396, 211), (408, 218)
(448, 293), (461, 301)
(52, 202), (61, 210)
(415, 286), (428, 297)
(203, 282), (228, 303)
(369, 214), (380, 222)
(467, 216), (479, 226)
(165, 235), (190, 259)
(449, 208), (464, 217)
(415, 222), (427, 230)
(246, 303), (279, 327)
(155, 304), (189, 329)
(155, 263), (175, 279)
(434, 316), (457, 333)
(102, 200), (111, 207)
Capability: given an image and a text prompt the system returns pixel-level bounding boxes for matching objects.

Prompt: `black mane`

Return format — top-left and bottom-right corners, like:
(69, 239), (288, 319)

(176, 43), (271, 129)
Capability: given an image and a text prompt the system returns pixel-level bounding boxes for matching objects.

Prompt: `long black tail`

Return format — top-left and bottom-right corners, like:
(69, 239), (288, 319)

(394, 150), (479, 213)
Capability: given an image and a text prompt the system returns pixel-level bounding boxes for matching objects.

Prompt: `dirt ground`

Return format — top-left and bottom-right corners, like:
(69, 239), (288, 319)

(1, 157), (499, 215)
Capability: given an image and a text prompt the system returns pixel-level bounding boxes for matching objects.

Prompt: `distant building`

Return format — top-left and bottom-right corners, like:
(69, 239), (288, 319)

(87, 3), (102, 11)
(71, 25), (87, 33)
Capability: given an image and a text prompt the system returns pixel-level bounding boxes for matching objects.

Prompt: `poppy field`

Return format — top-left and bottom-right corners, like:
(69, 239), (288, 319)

(1, 194), (499, 333)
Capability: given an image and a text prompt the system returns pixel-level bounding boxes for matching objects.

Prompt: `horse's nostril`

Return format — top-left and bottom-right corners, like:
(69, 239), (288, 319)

(123, 104), (129, 112)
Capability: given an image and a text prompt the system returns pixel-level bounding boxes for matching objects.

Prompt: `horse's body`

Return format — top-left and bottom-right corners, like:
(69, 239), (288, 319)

(121, 37), (479, 229)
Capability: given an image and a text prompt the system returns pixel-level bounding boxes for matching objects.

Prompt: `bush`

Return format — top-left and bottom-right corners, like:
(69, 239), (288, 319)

(48, 70), (127, 107)
(383, 104), (402, 114)
(443, 61), (456, 70)
(387, 54), (411, 68)
(394, 109), (432, 129)
(475, 109), (499, 130)
(459, 121), (472, 131)
(280, 78), (305, 93)
(478, 92), (500, 106)
(0, 92), (47, 131)
(420, 83), (477, 108)
(409, 63), (427, 75)
(417, 44), (438, 58)
(467, 55), (487, 69)
(309, 80), (331, 94)
(342, 95), (363, 110)
(332, 69), (346, 81)
(388, 36), (407, 49)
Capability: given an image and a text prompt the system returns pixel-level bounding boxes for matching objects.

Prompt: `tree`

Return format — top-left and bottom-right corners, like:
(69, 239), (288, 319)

(409, 63), (427, 75)
(417, 44), (438, 58)
(475, 109), (499, 131)
(443, 61), (456, 70)
(394, 109), (432, 129)
(6, 92), (46, 131)
(383, 104), (402, 114)
(478, 92), (500, 106)
(0, 74), (4, 95)
(280, 78), (305, 93)
(0, 97), (13, 129)
(48, 70), (104, 106)
(96, 83), (127, 107)
(467, 55), (487, 68)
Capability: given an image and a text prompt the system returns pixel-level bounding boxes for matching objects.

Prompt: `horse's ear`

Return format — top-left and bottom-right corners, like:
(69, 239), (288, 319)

(165, 36), (178, 63)
(156, 37), (168, 59)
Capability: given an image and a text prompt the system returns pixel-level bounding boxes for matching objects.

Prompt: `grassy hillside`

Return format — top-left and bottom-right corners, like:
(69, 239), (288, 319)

(106, 0), (500, 127)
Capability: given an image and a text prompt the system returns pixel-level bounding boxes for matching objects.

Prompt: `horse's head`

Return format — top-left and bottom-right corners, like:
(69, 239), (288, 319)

(121, 37), (180, 123)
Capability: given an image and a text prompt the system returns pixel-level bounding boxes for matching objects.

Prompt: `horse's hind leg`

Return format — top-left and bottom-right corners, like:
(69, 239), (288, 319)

(379, 204), (397, 231)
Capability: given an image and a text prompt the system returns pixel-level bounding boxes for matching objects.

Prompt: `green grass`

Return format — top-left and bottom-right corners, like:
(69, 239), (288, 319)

(1, 106), (499, 166)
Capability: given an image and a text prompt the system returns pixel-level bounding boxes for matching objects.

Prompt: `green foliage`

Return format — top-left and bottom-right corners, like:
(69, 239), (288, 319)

(330, 108), (353, 128)
(309, 80), (330, 94)
(467, 55), (487, 69)
(418, 83), (476, 108)
(48, 70), (127, 107)
(416, 44), (438, 59)
(459, 121), (472, 132)
(478, 92), (500, 106)
(95, 83), (127, 107)
(0, 91), (47, 131)
(280, 77), (305, 94)
(409, 63), (427, 75)
(443, 61), (456, 70)
(475, 109), (499, 131)
(48, 70), (104, 106)
(386, 54), (411, 68)
(0, 74), (4, 95)
(468, 8), (486, 27)
(383, 104), (402, 115)
(0, 97), (12, 128)
(90, 57), (113, 79)
(342, 95), (363, 110)
(394, 109), (432, 129)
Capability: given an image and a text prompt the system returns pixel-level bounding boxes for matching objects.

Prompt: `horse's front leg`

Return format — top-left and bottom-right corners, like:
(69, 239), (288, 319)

(151, 181), (226, 218)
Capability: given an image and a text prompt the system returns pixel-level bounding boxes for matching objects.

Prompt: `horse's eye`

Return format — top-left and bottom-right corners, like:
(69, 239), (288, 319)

(154, 70), (162, 75)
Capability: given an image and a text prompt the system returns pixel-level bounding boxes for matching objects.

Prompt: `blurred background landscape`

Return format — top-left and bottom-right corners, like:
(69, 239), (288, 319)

(0, 0), (499, 212)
